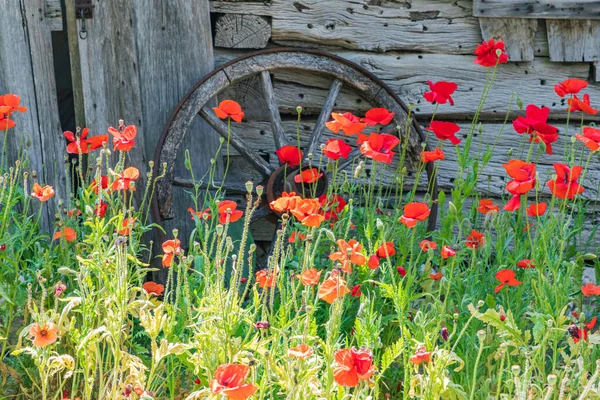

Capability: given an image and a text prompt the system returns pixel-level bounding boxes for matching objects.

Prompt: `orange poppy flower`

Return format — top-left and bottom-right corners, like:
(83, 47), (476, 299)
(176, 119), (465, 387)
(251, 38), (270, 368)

(290, 198), (325, 228)
(64, 128), (108, 154)
(31, 183), (55, 202)
(162, 239), (182, 267)
(0, 94), (27, 115)
(516, 259), (535, 269)
(503, 160), (536, 212)
(494, 269), (522, 293)
(526, 202), (547, 217)
(473, 39), (508, 67)
(210, 364), (258, 400)
(325, 112), (366, 136)
(323, 139), (352, 160)
(66, 208), (81, 218)
(375, 242), (395, 258)
(329, 239), (366, 273)
(275, 145), (303, 167)
(409, 346), (431, 365)
(256, 268), (278, 289)
(582, 282), (600, 297)
(399, 202), (430, 228)
(118, 217), (135, 236)
(110, 167), (139, 191)
(294, 168), (323, 184)
(429, 272), (443, 280)
(188, 207), (211, 220)
(368, 255), (380, 269)
(270, 191), (300, 213)
(576, 126), (600, 151)
(217, 200), (243, 224)
(29, 322), (58, 347)
(287, 344), (314, 360)
(424, 81), (458, 105)
(362, 108), (394, 126)
(212, 100), (244, 123)
(477, 199), (499, 215)
(568, 94), (598, 115)
(299, 268), (321, 286)
(420, 148), (445, 163)
(466, 229), (485, 249)
(419, 240), (437, 251)
(318, 270), (350, 304)
(555, 78), (588, 97)
(53, 227), (76, 242)
(288, 231), (307, 243)
(427, 121), (461, 145)
(547, 163), (584, 200)
(441, 245), (456, 259)
(108, 124), (137, 151)
(143, 281), (165, 296)
(358, 132), (400, 164)
(333, 347), (376, 387)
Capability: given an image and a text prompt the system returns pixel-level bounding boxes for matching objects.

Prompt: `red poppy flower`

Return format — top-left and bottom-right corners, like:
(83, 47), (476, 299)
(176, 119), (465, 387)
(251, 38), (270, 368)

(555, 78), (588, 98)
(397, 266), (407, 277)
(512, 105), (559, 155)
(318, 194), (346, 221)
(494, 269), (522, 293)
(64, 128), (108, 154)
(0, 94), (27, 115)
(143, 281), (164, 296)
(582, 282), (600, 297)
(466, 229), (485, 249)
(368, 255), (380, 269)
(318, 270), (350, 304)
(329, 239), (366, 273)
(526, 202), (547, 217)
(503, 160), (536, 211)
(218, 200), (243, 224)
(188, 207), (211, 220)
(0, 117), (15, 130)
(326, 112), (367, 135)
(66, 208), (81, 218)
(31, 183), (55, 202)
(576, 127), (600, 151)
(547, 163), (584, 199)
(420, 148), (445, 163)
(429, 272), (443, 280)
(323, 139), (353, 160)
(290, 198), (325, 227)
(95, 200), (107, 217)
(569, 318), (596, 343)
(424, 81), (458, 105)
(275, 145), (303, 167)
(256, 268), (278, 289)
(110, 167), (139, 191)
(568, 94), (598, 115)
(441, 246), (456, 259)
(474, 39), (509, 67)
(427, 121), (461, 145)
(294, 168), (323, 184)
(210, 364), (258, 400)
(409, 346), (431, 365)
(90, 176), (108, 194)
(162, 239), (182, 267)
(333, 347), (376, 387)
(516, 259), (535, 269)
(351, 284), (362, 298)
(419, 240), (437, 251)
(362, 108), (394, 126)
(108, 124), (137, 151)
(399, 202), (430, 228)
(376, 242), (395, 258)
(359, 133), (400, 164)
(53, 227), (76, 242)
(212, 100), (244, 123)
(477, 199), (499, 215)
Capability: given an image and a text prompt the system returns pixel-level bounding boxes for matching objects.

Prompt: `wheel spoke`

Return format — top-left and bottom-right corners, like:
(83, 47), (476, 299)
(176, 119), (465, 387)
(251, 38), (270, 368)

(260, 71), (287, 148)
(305, 78), (343, 158)
(200, 106), (273, 177)
(250, 205), (273, 224)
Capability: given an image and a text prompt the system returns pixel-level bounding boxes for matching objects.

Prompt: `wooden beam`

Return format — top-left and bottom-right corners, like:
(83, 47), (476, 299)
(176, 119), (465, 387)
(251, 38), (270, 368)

(473, 0), (600, 19)
(214, 14), (271, 49)
(547, 20), (600, 62)
(45, 0), (63, 31)
(478, 18), (538, 62)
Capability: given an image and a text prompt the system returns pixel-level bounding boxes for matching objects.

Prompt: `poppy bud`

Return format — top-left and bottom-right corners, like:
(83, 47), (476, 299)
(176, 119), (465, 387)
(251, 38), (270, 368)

(215, 225), (223, 236)
(124, 384), (133, 397)
(249, 244), (256, 252)
(567, 324), (580, 340)
(219, 137), (225, 143)
(307, 153), (313, 159)
(240, 277), (247, 283)
(500, 314), (506, 322)
(547, 374), (557, 386)
(511, 365), (521, 376)
(396, 266), (406, 277)
(478, 123), (483, 134)
(255, 321), (270, 329)
(376, 218), (384, 231)
(256, 185), (264, 197)
(193, 378), (201, 385)
(477, 300), (485, 308)
(0, 244), (5, 251)
(495, 48), (503, 57)
(325, 229), (336, 242)
(440, 327), (449, 341)
(448, 201), (457, 215)
(296, 106), (303, 114)
(477, 330), (486, 341)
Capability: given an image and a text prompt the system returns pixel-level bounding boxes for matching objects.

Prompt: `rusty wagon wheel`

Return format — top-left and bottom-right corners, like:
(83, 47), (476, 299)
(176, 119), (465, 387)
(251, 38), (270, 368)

(151, 48), (438, 251)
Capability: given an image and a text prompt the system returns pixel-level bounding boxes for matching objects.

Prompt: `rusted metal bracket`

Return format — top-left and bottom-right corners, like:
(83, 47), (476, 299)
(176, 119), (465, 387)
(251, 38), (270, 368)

(75, 0), (94, 19)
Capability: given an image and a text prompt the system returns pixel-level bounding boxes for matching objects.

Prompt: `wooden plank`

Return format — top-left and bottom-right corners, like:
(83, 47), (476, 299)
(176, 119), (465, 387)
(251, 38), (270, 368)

(259, 71), (287, 148)
(215, 49), (600, 121)
(547, 20), (600, 62)
(473, 0), (600, 19)
(478, 18), (538, 62)
(45, 0), (63, 31)
(214, 14), (271, 49)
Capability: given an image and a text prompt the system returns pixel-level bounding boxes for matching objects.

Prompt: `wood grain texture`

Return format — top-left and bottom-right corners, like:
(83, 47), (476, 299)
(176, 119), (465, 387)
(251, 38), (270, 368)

(215, 49), (600, 121)
(473, 0), (600, 19)
(260, 71), (287, 147)
(45, 0), (63, 31)
(478, 18), (538, 62)
(214, 14), (271, 49)
(547, 20), (600, 62)
(305, 78), (342, 157)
